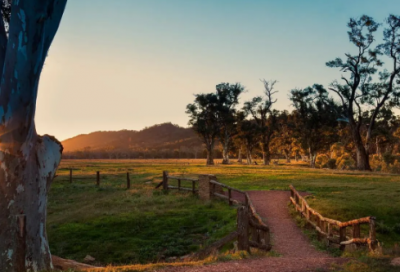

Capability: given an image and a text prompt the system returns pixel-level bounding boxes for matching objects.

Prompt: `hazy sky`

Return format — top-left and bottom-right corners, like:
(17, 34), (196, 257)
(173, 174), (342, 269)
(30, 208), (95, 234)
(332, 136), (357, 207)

(37, 0), (399, 141)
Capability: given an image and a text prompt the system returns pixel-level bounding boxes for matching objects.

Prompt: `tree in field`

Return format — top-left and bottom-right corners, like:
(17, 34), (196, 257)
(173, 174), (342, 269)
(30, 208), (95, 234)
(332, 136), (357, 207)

(327, 15), (400, 170)
(215, 83), (245, 164)
(187, 83), (244, 165)
(0, 1), (68, 271)
(187, 93), (220, 165)
(243, 79), (279, 165)
(236, 116), (260, 165)
(291, 84), (340, 168)
(273, 111), (296, 163)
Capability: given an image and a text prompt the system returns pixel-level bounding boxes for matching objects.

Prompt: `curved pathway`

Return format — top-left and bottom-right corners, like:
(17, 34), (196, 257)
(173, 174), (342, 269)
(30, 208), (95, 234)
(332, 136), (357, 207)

(158, 191), (346, 272)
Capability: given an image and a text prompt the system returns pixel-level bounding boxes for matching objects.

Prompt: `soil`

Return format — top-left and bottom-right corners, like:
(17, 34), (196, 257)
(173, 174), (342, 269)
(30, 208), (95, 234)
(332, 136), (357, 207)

(157, 191), (346, 272)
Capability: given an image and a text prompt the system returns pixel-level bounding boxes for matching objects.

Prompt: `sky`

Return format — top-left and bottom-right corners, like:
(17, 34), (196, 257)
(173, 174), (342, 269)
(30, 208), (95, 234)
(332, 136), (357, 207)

(36, 0), (400, 141)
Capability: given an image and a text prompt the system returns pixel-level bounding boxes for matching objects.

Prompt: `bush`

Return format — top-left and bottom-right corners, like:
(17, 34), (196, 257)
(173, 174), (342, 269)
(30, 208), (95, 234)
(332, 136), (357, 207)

(326, 159), (337, 169)
(370, 154), (385, 171)
(315, 155), (329, 168)
(336, 153), (356, 170)
(383, 152), (396, 166)
(389, 160), (400, 174)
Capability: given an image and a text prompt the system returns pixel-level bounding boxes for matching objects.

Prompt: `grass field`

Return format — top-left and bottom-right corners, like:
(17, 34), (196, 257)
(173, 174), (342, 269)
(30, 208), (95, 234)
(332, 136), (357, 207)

(48, 159), (400, 268)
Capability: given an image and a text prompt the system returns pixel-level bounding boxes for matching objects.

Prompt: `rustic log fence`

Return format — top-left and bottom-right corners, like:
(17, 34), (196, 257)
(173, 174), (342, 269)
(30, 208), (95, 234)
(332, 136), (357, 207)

(55, 168), (133, 189)
(155, 171), (198, 194)
(289, 185), (377, 251)
(156, 171), (271, 254)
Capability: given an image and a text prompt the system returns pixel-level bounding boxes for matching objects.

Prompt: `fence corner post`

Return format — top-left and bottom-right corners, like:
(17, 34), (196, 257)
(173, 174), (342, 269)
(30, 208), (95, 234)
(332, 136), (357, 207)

(198, 175), (211, 200)
(96, 171), (100, 187)
(369, 217), (377, 251)
(237, 206), (250, 252)
(69, 168), (72, 183)
(339, 226), (346, 251)
(162, 171), (169, 191)
(127, 172), (131, 189)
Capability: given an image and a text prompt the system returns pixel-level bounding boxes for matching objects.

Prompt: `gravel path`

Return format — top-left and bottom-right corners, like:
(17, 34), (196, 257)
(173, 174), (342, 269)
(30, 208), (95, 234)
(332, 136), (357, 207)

(158, 191), (345, 272)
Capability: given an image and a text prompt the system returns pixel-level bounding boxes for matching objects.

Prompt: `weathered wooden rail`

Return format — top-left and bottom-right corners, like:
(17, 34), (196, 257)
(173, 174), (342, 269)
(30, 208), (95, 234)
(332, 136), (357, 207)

(209, 177), (271, 251)
(156, 171), (271, 254)
(54, 169), (133, 189)
(155, 171), (198, 194)
(289, 185), (377, 251)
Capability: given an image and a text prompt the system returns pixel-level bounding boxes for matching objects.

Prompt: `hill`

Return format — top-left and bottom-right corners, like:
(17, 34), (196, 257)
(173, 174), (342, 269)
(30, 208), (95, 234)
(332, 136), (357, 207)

(62, 123), (206, 159)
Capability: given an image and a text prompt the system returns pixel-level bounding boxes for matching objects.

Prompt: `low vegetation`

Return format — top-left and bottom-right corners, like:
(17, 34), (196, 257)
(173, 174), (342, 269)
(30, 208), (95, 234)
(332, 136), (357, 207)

(49, 159), (400, 269)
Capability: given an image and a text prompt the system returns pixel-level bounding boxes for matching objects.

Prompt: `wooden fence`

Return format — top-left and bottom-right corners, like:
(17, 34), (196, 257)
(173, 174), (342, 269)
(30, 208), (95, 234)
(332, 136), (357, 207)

(55, 168), (132, 189)
(289, 185), (377, 251)
(156, 171), (271, 254)
(155, 171), (198, 194)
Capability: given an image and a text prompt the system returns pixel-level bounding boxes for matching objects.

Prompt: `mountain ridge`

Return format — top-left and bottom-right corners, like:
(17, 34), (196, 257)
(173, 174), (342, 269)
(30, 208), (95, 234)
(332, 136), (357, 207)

(62, 122), (202, 153)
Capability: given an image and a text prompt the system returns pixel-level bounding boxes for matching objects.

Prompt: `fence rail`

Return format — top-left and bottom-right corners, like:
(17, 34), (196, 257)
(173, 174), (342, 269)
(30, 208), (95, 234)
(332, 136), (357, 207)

(156, 170), (271, 254)
(154, 171), (199, 194)
(289, 184), (377, 251)
(54, 168), (133, 189)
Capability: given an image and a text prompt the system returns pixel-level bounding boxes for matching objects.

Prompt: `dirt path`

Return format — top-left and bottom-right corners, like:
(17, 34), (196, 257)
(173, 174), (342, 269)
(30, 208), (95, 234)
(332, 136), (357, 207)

(158, 191), (345, 272)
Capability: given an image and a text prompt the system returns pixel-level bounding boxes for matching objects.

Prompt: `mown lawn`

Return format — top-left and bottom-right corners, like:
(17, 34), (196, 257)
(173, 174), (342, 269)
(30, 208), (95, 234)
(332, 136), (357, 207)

(48, 159), (400, 266)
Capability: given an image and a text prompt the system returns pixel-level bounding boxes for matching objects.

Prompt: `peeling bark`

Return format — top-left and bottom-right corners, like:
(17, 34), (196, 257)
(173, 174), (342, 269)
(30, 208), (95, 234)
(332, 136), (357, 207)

(221, 137), (230, 164)
(0, 1), (67, 271)
(237, 146), (242, 163)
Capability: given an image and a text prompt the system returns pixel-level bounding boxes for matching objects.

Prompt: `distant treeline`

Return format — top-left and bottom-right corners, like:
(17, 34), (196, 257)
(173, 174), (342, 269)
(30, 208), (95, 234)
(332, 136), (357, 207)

(185, 15), (400, 172)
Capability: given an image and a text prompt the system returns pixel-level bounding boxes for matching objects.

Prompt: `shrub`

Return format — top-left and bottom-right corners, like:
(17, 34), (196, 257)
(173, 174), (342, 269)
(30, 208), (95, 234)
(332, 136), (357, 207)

(326, 158), (337, 169)
(315, 155), (329, 168)
(336, 153), (356, 170)
(370, 154), (385, 171)
(382, 152), (396, 166)
(389, 160), (400, 174)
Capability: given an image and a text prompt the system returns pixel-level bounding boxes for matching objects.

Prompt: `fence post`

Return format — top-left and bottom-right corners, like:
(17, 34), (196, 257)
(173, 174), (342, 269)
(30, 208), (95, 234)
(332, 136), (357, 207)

(237, 206), (250, 252)
(178, 179), (181, 191)
(369, 217), (377, 250)
(339, 226), (346, 250)
(228, 188), (232, 206)
(162, 171), (169, 191)
(96, 171), (100, 187)
(127, 172), (131, 189)
(192, 180), (196, 195)
(198, 175), (211, 200)
(69, 168), (72, 183)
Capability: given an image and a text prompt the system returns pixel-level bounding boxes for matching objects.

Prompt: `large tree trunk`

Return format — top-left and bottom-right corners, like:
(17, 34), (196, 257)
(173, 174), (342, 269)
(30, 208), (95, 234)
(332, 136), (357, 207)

(221, 139), (230, 164)
(284, 149), (291, 163)
(309, 148), (317, 168)
(206, 147), (215, 165)
(261, 141), (271, 165)
(0, 1), (67, 271)
(237, 146), (242, 163)
(246, 150), (252, 165)
(351, 126), (371, 171)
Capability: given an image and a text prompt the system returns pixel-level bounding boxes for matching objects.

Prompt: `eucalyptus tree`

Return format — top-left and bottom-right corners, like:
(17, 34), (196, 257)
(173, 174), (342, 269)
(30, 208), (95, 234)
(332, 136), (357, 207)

(273, 111), (296, 163)
(215, 83), (244, 164)
(236, 116), (260, 165)
(327, 15), (400, 170)
(0, 0), (68, 271)
(186, 93), (220, 165)
(291, 84), (340, 168)
(243, 79), (279, 165)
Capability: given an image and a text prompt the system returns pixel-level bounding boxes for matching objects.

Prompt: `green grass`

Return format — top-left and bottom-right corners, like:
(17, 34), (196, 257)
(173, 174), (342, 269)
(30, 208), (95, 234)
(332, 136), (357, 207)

(49, 158), (400, 267)
(48, 161), (236, 265)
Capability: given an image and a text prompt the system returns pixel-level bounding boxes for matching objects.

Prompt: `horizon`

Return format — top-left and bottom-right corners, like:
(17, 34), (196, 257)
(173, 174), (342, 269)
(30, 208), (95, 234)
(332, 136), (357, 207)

(37, 0), (400, 141)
